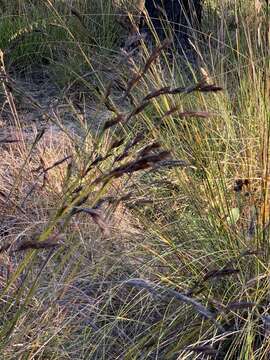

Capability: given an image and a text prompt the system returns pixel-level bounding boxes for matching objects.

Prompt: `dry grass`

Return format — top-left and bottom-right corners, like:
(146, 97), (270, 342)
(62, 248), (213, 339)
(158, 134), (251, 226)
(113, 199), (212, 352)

(0, 0), (270, 359)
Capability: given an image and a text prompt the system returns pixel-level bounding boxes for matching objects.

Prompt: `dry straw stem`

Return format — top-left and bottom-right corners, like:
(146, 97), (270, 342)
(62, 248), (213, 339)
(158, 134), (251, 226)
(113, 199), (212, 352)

(0, 233), (64, 253)
(142, 82), (223, 102)
(122, 38), (172, 99)
(103, 80), (222, 130)
(124, 278), (225, 332)
(185, 345), (217, 356)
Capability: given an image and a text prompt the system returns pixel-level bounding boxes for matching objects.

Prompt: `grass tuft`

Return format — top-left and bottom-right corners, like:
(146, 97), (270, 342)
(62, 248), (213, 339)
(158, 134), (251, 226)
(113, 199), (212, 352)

(0, 0), (270, 359)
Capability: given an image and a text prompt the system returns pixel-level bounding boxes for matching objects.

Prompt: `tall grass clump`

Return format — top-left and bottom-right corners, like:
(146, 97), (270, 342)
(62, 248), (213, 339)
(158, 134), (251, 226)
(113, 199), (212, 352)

(107, 1), (270, 358)
(0, 0), (270, 359)
(0, 0), (121, 83)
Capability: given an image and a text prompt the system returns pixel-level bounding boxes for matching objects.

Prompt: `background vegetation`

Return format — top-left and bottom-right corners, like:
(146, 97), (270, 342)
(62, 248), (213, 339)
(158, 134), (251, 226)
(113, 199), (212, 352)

(0, 0), (269, 359)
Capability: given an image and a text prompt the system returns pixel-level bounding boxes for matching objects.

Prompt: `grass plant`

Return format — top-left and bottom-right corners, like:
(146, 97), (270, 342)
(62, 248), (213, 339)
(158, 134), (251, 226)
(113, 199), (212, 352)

(0, 0), (269, 359)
